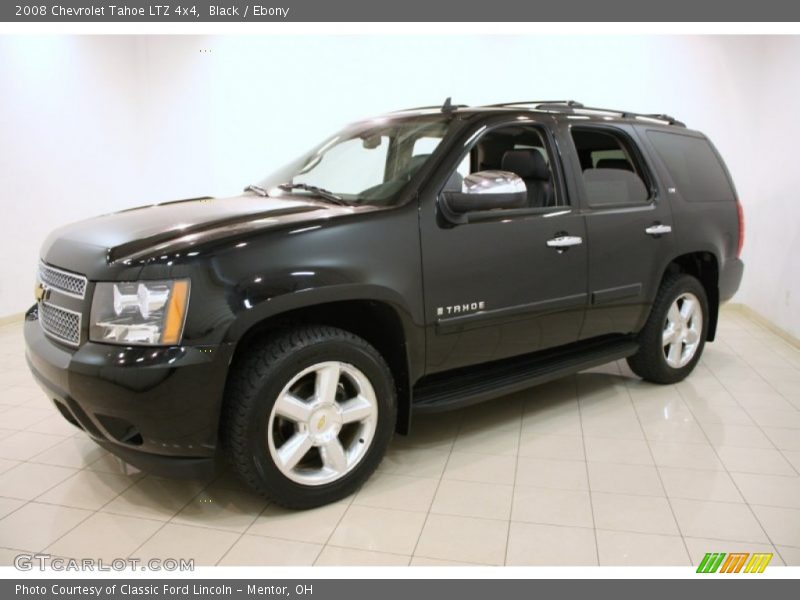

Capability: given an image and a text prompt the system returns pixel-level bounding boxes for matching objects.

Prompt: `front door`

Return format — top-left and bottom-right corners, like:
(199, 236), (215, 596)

(419, 121), (589, 374)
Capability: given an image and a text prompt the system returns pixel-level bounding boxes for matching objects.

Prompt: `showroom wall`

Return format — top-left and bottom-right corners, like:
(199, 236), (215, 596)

(0, 36), (144, 316)
(738, 37), (800, 340)
(0, 35), (796, 338)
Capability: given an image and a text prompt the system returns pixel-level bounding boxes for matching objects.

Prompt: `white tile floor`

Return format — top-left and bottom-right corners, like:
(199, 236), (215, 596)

(1, 307), (799, 566)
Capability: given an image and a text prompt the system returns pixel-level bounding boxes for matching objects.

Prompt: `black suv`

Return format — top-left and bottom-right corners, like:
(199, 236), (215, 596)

(25, 100), (744, 508)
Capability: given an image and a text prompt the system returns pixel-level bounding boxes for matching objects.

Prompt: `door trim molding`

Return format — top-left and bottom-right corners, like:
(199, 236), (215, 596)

(436, 292), (587, 334)
(591, 283), (642, 305)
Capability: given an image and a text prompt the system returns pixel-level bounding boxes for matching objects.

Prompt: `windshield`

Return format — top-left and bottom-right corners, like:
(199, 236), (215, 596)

(257, 115), (456, 206)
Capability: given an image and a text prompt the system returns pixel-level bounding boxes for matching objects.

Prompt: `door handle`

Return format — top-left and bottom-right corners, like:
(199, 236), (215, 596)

(645, 223), (672, 236)
(546, 235), (583, 248)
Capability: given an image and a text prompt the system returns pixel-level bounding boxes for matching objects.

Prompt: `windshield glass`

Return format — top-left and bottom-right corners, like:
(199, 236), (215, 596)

(257, 115), (455, 206)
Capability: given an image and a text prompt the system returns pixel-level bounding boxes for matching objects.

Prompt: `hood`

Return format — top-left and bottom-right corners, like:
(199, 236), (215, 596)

(42, 194), (371, 267)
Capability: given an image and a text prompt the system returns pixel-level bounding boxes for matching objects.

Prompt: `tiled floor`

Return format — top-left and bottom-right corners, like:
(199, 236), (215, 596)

(1, 307), (799, 566)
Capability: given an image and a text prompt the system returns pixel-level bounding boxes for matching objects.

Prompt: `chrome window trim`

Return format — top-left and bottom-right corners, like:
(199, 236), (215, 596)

(38, 261), (88, 300)
(38, 301), (82, 347)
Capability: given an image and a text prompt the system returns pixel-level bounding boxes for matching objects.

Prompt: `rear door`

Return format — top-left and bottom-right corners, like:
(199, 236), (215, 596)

(560, 123), (676, 339)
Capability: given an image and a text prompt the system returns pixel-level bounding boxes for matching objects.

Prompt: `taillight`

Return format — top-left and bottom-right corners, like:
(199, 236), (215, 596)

(736, 200), (745, 258)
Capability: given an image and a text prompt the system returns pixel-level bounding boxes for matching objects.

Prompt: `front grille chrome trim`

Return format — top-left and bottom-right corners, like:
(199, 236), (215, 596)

(38, 261), (88, 299)
(38, 301), (82, 347)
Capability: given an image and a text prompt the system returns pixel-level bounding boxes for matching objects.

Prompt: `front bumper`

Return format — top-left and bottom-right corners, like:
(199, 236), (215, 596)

(24, 306), (234, 478)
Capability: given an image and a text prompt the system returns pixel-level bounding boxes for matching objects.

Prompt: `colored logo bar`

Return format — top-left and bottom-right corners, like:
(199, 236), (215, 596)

(697, 552), (773, 573)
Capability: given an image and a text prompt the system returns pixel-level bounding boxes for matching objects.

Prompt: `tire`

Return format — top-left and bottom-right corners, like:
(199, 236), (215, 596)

(627, 273), (709, 385)
(222, 325), (396, 509)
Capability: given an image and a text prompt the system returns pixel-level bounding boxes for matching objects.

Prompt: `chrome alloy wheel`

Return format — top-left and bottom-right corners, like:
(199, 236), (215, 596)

(662, 292), (703, 369)
(267, 361), (378, 486)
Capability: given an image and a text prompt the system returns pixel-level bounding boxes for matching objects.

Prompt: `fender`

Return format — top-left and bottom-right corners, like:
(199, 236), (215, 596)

(224, 282), (419, 343)
(223, 280), (426, 382)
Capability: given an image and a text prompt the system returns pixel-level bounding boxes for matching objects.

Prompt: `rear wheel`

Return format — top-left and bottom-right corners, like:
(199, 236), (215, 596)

(223, 325), (396, 509)
(627, 274), (709, 384)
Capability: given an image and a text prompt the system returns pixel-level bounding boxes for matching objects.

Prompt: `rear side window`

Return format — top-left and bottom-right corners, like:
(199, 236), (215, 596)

(647, 131), (735, 202)
(571, 127), (651, 207)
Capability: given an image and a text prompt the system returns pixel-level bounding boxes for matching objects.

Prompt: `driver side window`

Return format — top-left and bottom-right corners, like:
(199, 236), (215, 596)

(449, 124), (561, 208)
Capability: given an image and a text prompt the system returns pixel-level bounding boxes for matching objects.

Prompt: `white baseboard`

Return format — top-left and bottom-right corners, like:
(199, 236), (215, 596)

(0, 312), (23, 328)
(724, 303), (800, 349)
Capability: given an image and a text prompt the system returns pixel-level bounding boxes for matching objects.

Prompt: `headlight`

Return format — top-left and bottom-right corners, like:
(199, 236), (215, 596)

(90, 280), (190, 346)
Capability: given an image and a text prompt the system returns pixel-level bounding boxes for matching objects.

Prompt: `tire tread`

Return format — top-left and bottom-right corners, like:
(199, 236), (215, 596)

(627, 273), (708, 385)
(221, 324), (394, 509)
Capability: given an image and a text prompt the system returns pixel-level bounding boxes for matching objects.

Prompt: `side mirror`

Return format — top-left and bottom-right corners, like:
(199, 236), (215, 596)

(441, 170), (527, 223)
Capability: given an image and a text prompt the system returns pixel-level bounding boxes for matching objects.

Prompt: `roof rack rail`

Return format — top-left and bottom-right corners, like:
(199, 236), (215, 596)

(391, 100), (468, 113)
(487, 100), (686, 127)
(642, 113), (686, 127)
(389, 104), (441, 113)
(388, 100), (686, 127)
(574, 106), (686, 127)
(487, 100), (585, 109)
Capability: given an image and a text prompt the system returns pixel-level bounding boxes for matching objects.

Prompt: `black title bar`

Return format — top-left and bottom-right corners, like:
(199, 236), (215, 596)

(2, 0), (800, 22)
(4, 578), (798, 600)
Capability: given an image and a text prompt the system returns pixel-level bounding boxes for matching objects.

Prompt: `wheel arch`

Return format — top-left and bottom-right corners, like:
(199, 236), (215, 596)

(661, 251), (720, 341)
(223, 296), (418, 435)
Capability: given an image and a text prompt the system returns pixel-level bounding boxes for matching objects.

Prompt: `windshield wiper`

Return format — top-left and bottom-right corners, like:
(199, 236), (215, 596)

(243, 184), (269, 197)
(277, 183), (350, 206)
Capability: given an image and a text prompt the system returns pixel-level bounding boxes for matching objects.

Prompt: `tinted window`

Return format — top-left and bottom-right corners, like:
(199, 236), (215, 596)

(259, 115), (455, 206)
(412, 136), (443, 156)
(571, 128), (650, 206)
(295, 136), (390, 195)
(591, 149), (626, 167)
(647, 131), (735, 202)
(449, 124), (563, 208)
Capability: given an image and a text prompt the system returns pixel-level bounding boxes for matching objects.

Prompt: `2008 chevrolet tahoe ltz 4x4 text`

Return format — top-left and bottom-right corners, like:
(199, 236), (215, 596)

(25, 100), (744, 508)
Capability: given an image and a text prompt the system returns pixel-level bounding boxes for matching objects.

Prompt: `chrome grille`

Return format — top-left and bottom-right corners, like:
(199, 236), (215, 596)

(39, 302), (82, 347)
(39, 262), (87, 299)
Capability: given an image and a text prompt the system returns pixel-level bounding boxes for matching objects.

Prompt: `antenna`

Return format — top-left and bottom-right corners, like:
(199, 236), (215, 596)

(441, 97), (455, 114)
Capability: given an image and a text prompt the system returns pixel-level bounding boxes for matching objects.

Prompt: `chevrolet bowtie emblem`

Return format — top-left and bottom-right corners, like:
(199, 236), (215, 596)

(317, 415), (326, 430)
(34, 282), (45, 302)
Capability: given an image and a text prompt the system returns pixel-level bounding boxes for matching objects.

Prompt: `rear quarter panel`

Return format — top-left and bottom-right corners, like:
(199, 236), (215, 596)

(632, 127), (740, 277)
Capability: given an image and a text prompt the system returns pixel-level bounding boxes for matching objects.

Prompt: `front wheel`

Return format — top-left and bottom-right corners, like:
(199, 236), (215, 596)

(222, 325), (396, 509)
(627, 273), (709, 384)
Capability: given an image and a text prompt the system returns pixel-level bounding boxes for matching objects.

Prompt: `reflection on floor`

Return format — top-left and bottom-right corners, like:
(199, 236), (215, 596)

(1, 307), (799, 566)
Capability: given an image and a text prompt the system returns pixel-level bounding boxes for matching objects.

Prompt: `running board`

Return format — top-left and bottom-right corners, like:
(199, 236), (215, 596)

(412, 336), (639, 413)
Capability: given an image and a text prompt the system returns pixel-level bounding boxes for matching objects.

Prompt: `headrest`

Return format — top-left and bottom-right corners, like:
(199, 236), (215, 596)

(595, 158), (633, 171)
(582, 168), (648, 206)
(501, 150), (549, 181)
